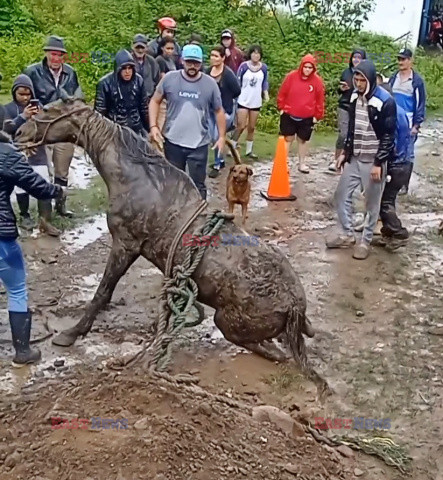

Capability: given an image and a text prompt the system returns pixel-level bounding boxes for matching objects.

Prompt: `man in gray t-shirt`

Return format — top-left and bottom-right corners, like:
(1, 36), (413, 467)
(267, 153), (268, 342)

(149, 44), (226, 200)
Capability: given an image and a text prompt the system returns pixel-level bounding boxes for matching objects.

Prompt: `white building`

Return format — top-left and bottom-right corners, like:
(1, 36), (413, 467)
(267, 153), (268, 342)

(362, 0), (431, 48)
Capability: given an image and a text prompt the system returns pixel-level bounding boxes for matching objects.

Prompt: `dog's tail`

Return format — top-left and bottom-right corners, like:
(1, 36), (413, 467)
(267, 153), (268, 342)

(225, 138), (242, 165)
(286, 307), (332, 400)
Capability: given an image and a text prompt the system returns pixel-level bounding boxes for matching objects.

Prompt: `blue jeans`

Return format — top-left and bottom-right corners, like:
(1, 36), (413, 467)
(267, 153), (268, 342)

(0, 239), (28, 312)
(164, 140), (209, 199)
(209, 110), (236, 168)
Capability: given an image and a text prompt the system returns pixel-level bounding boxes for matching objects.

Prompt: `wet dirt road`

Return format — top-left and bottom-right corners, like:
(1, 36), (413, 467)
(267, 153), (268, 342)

(0, 125), (442, 479)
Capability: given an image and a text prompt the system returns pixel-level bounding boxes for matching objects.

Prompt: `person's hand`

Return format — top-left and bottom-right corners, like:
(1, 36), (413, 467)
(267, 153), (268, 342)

(339, 81), (350, 91)
(213, 136), (225, 153)
(263, 91), (269, 102)
(371, 165), (382, 182)
(411, 125), (419, 135)
(23, 104), (39, 119)
(313, 117), (318, 124)
(149, 126), (164, 149)
(336, 154), (346, 171)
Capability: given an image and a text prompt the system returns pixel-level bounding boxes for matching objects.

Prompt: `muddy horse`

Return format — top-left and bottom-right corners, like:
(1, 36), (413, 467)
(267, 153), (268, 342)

(16, 99), (314, 366)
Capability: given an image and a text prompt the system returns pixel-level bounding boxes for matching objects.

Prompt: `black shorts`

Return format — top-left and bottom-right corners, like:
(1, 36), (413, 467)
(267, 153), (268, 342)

(279, 113), (314, 141)
(237, 104), (261, 112)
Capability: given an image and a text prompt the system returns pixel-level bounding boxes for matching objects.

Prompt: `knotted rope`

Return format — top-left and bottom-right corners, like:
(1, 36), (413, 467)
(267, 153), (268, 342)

(146, 206), (234, 371)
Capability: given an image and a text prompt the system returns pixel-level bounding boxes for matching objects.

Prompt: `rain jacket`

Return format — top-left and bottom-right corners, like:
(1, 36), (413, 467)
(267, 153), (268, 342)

(388, 70), (426, 127)
(94, 50), (149, 134)
(0, 130), (62, 239)
(221, 30), (244, 74)
(24, 57), (83, 106)
(3, 74), (48, 166)
(131, 50), (160, 100)
(345, 60), (397, 167)
(277, 54), (325, 120)
(338, 49), (367, 111)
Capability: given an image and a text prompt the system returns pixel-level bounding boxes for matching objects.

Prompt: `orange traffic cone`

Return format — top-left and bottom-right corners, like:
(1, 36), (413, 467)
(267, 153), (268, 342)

(260, 136), (297, 201)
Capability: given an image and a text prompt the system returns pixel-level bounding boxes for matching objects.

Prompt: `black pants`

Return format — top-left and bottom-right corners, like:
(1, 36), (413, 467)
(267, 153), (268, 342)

(379, 163), (410, 239)
(164, 140), (209, 200)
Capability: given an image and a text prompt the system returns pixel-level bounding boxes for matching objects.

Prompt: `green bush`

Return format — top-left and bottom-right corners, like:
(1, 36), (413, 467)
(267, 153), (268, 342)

(1, 0), (442, 134)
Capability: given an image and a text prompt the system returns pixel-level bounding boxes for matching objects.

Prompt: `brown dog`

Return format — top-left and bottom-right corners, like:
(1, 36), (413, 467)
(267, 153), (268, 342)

(226, 164), (253, 225)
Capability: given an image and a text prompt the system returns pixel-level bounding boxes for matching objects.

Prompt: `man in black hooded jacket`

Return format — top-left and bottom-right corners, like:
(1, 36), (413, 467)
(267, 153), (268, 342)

(326, 60), (396, 260)
(94, 50), (149, 135)
(329, 49), (367, 172)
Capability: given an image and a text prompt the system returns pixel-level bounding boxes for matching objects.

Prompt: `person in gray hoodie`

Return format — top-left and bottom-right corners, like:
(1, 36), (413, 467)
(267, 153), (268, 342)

(3, 74), (61, 236)
(329, 48), (366, 171)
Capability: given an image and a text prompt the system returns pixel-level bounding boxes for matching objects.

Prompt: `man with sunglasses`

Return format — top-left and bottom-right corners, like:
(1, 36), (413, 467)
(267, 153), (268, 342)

(94, 49), (149, 136)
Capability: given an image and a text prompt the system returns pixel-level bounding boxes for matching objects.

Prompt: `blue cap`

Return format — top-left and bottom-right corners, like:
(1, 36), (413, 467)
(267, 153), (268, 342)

(182, 44), (203, 62)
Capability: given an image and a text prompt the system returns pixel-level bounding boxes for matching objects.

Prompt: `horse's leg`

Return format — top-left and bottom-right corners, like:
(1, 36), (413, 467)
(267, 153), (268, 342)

(52, 243), (139, 346)
(213, 309), (289, 363)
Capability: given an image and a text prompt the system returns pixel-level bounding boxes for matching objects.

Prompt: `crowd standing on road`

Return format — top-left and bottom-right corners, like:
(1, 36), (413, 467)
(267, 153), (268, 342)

(0, 15), (428, 364)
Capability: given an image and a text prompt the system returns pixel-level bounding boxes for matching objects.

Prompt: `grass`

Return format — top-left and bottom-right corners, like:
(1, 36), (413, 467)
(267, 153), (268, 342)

(23, 175), (107, 231)
(263, 366), (304, 394)
(227, 129), (337, 164)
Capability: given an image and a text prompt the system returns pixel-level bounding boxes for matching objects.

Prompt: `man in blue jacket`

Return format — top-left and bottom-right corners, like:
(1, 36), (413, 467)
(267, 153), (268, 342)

(326, 60), (396, 260)
(388, 48), (426, 194)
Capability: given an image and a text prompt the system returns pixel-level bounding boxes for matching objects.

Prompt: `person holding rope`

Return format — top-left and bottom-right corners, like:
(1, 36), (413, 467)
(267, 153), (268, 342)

(0, 129), (66, 366)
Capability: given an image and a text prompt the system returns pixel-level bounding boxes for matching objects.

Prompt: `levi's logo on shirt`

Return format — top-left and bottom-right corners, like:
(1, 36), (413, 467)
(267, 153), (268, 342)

(179, 91), (199, 99)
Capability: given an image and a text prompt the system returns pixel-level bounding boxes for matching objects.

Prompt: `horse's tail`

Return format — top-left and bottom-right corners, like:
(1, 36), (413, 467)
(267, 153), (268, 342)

(286, 306), (308, 368)
(225, 138), (242, 165)
(286, 307), (332, 399)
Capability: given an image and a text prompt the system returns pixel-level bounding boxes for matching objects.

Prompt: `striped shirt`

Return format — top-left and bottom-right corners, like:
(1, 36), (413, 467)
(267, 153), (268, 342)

(392, 73), (414, 127)
(353, 97), (379, 162)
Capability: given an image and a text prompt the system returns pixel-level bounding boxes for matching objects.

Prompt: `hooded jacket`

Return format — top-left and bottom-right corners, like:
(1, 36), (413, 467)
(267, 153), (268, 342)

(3, 74), (47, 166)
(94, 50), (149, 134)
(338, 49), (367, 111)
(24, 57), (83, 106)
(345, 60), (397, 167)
(0, 130), (62, 238)
(131, 50), (160, 100)
(221, 30), (244, 74)
(277, 54), (325, 120)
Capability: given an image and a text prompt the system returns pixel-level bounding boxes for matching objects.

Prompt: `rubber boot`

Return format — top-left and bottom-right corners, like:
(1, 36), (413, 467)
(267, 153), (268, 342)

(54, 178), (74, 218)
(16, 193), (35, 231)
(38, 200), (61, 237)
(9, 310), (41, 367)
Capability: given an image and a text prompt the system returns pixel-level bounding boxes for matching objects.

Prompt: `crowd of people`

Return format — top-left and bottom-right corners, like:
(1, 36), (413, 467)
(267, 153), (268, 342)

(0, 15), (427, 365)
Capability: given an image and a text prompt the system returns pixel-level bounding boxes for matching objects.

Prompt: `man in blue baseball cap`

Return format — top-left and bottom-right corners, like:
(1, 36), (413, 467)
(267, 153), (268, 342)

(149, 44), (226, 199)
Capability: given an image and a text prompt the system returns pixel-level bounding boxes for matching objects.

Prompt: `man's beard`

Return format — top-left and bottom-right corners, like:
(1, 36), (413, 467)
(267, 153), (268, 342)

(186, 68), (198, 77)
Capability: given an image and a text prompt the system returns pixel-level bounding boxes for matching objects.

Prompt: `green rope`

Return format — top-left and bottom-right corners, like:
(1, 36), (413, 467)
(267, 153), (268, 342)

(330, 433), (413, 474)
(147, 210), (231, 371)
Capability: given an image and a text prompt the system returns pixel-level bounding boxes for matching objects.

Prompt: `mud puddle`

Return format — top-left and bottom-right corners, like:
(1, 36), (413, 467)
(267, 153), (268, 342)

(0, 129), (442, 479)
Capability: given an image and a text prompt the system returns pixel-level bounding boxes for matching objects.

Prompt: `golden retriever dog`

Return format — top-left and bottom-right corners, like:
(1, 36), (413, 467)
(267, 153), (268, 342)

(226, 163), (253, 225)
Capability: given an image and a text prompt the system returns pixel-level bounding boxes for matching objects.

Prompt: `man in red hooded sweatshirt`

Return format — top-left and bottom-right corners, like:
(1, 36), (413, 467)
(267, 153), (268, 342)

(277, 54), (325, 174)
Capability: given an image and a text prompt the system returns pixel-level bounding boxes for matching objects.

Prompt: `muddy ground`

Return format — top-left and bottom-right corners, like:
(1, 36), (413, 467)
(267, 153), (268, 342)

(0, 122), (442, 480)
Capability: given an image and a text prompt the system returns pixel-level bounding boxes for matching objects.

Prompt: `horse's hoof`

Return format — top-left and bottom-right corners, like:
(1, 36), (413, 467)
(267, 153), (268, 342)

(52, 328), (79, 347)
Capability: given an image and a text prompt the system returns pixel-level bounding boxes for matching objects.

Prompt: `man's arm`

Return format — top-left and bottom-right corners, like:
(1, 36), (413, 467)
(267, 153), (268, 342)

(413, 75), (426, 128)
(148, 88), (165, 146)
(315, 77), (325, 120)
(374, 98), (397, 167)
(94, 80), (108, 117)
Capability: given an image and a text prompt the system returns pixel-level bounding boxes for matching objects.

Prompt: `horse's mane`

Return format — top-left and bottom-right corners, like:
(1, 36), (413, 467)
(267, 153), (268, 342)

(89, 110), (169, 168)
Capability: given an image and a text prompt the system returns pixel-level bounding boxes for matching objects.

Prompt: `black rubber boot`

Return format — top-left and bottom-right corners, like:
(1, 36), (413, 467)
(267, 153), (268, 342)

(54, 178), (74, 218)
(9, 310), (41, 367)
(16, 193), (35, 230)
(38, 200), (61, 237)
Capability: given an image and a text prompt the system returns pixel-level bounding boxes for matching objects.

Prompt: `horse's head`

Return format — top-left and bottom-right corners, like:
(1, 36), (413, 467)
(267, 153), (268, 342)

(15, 98), (92, 149)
